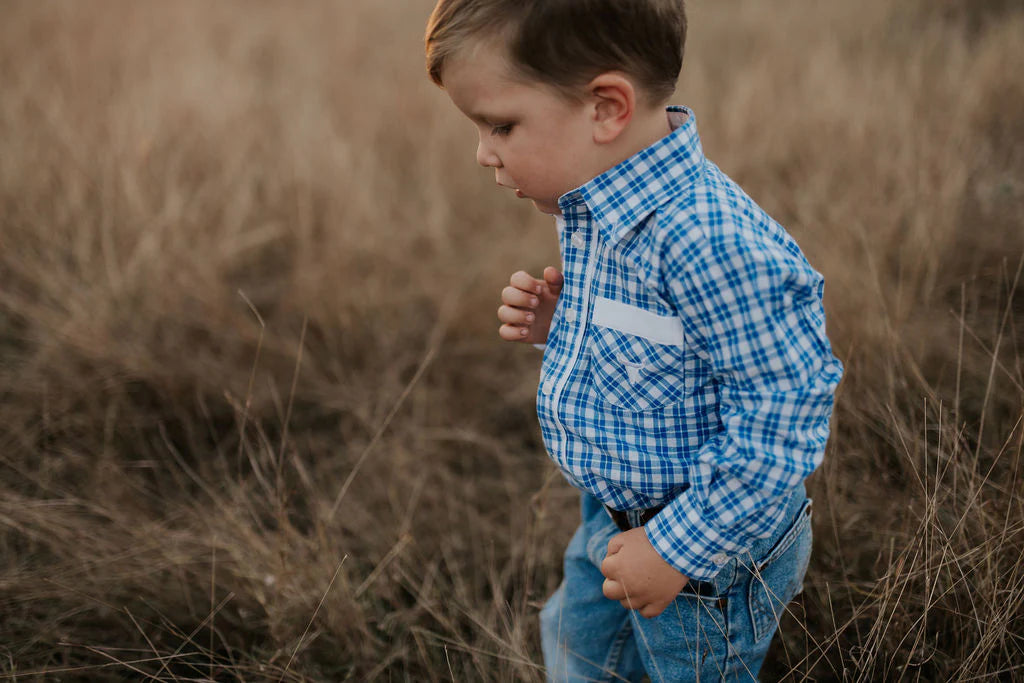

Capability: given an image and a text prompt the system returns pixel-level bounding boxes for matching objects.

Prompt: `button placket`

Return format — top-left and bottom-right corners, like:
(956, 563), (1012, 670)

(539, 202), (597, 484)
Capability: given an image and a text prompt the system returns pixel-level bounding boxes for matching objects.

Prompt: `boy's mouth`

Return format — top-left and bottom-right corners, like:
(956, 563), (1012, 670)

(497, 180), (526, 199)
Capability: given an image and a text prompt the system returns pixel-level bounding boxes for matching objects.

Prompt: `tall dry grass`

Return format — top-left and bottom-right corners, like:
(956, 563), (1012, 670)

(0, 0), (1022, 680)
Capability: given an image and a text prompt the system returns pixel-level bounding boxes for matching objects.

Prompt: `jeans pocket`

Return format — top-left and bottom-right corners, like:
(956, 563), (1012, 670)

(678, 578), (730, 618)
(746, 499), (813, 643)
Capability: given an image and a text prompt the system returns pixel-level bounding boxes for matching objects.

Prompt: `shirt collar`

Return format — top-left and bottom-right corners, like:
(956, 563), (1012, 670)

(557, 105), (705, 245)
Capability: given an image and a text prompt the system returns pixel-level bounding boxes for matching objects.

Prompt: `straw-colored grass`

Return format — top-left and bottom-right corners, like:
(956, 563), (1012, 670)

(1, 0), (1021, 679)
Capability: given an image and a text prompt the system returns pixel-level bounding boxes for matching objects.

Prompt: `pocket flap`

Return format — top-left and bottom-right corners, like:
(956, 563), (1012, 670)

(592, 297), (684, 347)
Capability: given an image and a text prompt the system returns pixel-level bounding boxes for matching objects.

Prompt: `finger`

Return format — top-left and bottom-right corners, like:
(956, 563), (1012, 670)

(602, 579), (626, 601)
(509, 270), (543, 295)
(501, 286), (540, 309)
(599, 550), (624, 578)
(619, 598), (643, 611)
(497, 305), (536, 325)
(639, 603), (665, 619)
(499, 324), (530, 341)
(543, 267), (564, 297)
(606, 534), (625, 556)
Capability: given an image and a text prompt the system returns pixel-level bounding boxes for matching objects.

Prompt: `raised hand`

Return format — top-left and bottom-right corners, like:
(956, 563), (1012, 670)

(497, 267), (564, 345)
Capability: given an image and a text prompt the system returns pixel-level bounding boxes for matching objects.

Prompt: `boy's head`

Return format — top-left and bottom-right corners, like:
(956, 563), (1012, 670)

(426, 0), (687, 215)
(426, 0), (687, 107)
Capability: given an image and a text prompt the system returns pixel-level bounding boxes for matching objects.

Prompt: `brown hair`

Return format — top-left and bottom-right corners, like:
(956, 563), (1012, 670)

(425, 0), (687, 105)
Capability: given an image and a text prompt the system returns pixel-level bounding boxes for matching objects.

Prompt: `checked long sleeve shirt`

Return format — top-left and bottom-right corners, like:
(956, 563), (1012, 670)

(536, 106), (843, 581)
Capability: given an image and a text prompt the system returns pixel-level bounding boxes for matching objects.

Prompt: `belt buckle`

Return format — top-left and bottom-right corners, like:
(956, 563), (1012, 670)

(605, 504), (665, 532)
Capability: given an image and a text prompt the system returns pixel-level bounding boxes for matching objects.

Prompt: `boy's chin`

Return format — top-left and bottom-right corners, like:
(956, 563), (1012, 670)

(532, 199), (561, 215)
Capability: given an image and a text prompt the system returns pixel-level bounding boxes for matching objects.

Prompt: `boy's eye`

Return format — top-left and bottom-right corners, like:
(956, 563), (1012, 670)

(490, 123), (514, 137)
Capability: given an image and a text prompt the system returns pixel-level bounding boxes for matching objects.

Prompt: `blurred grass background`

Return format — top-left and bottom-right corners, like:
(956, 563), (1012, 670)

(0, 0), (1022, 680)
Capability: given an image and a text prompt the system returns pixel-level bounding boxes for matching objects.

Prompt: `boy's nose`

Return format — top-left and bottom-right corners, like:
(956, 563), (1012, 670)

(476, 140), (500, 168)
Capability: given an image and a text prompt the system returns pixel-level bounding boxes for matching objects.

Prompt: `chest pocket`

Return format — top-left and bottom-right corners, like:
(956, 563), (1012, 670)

(588, 297), (688, 411)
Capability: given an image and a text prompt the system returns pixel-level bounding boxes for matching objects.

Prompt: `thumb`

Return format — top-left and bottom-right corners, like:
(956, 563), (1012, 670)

(543, 267), (564, 297)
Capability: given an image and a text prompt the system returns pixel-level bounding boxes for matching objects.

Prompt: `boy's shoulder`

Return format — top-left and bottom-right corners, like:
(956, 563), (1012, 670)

(638, 159), (807, 268)
(609, 158), (822, 307)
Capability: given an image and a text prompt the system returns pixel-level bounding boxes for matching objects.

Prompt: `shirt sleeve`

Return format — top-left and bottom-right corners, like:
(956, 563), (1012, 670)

(644, 217), (843, 580)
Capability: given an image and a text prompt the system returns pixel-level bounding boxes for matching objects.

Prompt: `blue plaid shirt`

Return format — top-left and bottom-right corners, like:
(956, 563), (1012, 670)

(537, 106), (843, 580)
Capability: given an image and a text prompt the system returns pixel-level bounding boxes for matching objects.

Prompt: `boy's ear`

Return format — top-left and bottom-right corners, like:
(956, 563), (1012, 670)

(587, 73), (635, 144)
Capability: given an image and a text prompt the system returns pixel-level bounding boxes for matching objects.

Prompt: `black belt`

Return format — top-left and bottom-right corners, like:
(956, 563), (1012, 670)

(605, 503), (666, 532)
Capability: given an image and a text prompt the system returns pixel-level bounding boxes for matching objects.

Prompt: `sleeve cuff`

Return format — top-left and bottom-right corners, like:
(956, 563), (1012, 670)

(644, 493), (748, 581)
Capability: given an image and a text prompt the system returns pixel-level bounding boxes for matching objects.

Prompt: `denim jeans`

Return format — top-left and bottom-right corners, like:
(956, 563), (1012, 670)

(540, 486), (812, 682)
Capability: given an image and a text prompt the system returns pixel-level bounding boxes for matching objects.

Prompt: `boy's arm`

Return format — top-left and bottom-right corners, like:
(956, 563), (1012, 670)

(643, 221), (843, 581)
(498, 267), (563, 345)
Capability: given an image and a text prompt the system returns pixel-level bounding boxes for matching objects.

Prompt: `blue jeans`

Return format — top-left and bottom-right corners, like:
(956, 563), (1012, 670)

(540, 487), (812, 682)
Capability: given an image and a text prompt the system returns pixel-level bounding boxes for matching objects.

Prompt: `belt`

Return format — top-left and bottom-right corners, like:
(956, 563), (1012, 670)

(605, 503), (666, 533)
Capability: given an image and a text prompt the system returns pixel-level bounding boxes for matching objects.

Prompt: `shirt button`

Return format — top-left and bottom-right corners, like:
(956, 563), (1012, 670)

(570, 231), (586, 248)
(711, 553), (729, 567)
(564, 308), (577, 323)
(542, 379), (556, 395)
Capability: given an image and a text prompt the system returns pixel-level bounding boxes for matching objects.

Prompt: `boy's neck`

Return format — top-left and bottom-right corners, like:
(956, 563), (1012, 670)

(588, 104), (674, 185)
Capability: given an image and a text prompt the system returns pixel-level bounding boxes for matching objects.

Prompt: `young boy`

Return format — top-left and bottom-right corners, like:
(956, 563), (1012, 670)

(426, 1), (843, 679)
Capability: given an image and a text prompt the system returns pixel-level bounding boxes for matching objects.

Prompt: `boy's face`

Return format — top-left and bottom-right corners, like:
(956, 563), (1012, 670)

(443, 42), (599, 215)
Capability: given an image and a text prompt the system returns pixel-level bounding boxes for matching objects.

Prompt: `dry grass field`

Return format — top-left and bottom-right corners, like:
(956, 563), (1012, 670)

(1, 0), (1023, 680)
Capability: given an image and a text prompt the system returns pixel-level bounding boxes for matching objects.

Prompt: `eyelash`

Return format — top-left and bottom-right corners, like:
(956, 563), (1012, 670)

(490, 123), (514, 137)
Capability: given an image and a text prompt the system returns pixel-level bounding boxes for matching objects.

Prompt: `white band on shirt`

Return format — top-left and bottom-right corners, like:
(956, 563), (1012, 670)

(592, 297), (685, 346)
